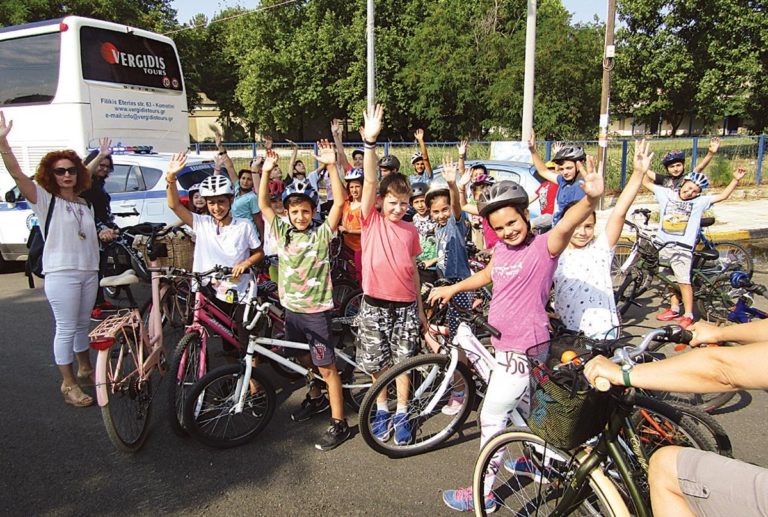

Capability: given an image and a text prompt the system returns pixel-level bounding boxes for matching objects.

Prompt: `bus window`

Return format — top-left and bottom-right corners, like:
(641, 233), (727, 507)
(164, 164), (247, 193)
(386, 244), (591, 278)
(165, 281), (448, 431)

(0, 32), (60, 106)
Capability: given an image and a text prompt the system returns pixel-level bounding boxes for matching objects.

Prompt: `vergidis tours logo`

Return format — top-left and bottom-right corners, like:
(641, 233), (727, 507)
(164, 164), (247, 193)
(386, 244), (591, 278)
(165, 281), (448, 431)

(100, 41), (167, 76)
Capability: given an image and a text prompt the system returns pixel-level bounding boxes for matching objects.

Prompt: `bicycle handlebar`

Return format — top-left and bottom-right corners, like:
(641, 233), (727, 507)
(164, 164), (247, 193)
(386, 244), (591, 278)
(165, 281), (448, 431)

(428, 299), (501, 339)
(594, 325), (691, 391)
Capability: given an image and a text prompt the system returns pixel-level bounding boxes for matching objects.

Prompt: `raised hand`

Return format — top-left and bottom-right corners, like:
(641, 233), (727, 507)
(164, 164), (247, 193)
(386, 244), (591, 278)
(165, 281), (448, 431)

(213, 130), (223, 151)
(733, 166), (747, 181)
(441, 156), (458, 184)
(579, 155), (603, 199)
(633, 139), (654, 172)
(264, 135), (273, 150)
(414, 128), (425, 142)
(457, 139), (469, 156)
(99, 137), (112, 156)
(312, 139), (337, 165)
(331, 119), (343, 138)
(0, 111), (13, 141)
(286, 139), (297, 149)
(166, 151), (188, 182)
(458, 166), (473, 188)
(362, 104), (384, 142)
(708, 137), (721, 154)
(552, 141), (564, 157)
(213, 153), (225, 171)
(262, 149), (279, 173)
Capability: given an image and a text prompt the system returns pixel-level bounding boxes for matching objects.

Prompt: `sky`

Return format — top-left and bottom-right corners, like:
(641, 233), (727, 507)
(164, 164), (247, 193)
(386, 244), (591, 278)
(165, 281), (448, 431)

(171, 0), (603, 26)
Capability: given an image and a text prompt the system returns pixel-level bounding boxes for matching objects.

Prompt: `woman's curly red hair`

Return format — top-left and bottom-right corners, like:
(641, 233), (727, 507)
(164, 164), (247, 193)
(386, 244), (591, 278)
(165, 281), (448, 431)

(35, 150), (91, 196)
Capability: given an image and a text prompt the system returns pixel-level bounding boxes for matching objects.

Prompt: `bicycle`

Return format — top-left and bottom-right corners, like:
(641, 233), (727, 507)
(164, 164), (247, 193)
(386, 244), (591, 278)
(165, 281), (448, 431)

(470, 325), (722, 516)
(181, 297), (373, 449)
(88, 226), (184, 452)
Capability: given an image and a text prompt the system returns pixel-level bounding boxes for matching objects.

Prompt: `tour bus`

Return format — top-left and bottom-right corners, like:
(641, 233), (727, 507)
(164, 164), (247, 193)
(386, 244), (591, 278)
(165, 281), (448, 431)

(0, 16), (202, 268)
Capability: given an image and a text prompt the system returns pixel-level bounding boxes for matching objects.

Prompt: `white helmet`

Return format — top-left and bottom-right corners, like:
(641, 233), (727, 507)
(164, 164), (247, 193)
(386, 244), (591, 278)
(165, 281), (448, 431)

(199, 175), (234, 197)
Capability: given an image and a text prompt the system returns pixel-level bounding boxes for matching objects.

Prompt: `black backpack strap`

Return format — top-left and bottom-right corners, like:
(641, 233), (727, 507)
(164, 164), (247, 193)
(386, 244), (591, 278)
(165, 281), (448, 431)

(27, 197), (56, 288)
(42, 196), (55, 239)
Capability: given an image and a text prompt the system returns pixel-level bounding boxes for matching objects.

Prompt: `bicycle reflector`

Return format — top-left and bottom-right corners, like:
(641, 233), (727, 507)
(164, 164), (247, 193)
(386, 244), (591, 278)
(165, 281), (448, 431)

(90, 337), (116, 351)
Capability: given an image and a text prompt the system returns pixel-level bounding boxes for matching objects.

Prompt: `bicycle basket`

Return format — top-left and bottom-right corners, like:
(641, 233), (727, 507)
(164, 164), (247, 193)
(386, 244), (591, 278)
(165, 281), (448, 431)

(525, 341), (612, 450)
(132, 230), (195, 270)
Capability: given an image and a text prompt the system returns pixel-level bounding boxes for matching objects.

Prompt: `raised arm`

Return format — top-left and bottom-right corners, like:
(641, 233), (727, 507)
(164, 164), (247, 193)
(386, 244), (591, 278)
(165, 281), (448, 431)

(527, 130), (558, 184)
(214, 131), (236, 183)
(258, 149), (279, 225)
(414, 129), (433, 179)
(693, 137), (720, 173)
(547, 155), (603, 256)
(457, 139), (468, 174)
(165, 152), (193, 227)
(710, 166), (745, 204)
(287, 139), (298, 175)
(87, 137), (112, 176)
(458, 167), (477, 214)
(604, 140), (653, 247)
(441, 156), (462, 220)
(361, 104), (384, 220)
(331, 119), (350, 171)
(0, 112), (37, 203)
(314, 139), (345, 231)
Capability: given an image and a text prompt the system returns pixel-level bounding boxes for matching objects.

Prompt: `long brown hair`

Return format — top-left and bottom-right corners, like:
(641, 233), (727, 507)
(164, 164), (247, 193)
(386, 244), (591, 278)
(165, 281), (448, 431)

(35, 150), (91, 196)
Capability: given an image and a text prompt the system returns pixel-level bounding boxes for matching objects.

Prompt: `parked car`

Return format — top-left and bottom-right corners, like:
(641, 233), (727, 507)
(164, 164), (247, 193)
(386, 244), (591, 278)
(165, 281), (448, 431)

(428, 159), (545, 219)
(0, 150), (214, 269)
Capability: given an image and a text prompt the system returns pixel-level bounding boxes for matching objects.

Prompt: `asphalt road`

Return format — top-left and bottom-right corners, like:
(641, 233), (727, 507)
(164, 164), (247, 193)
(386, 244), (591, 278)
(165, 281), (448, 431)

(0, 262), (766, 516)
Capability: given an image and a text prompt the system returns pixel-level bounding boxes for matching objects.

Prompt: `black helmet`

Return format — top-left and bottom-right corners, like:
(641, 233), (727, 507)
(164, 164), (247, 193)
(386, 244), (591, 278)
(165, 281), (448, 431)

(410, 181), (429, 200)
(378, 154), (401, 171)
(552, 145), (586, 164)
(477, 180), (529, 218)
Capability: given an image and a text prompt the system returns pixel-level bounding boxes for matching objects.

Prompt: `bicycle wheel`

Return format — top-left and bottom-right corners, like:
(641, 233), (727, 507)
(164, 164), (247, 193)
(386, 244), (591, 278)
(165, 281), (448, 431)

(630, 395), (719, 455)
(615, 270), (645, 316)
(710, 240), (753, 275)
(611, 243), (634, 288)
(643, 341), (737, 413)
(183, 364), (276, 449)
(166, 331), (206, 436)
(98, 325), (153, 452)
(658, 400), (733, 457)
(695, 274), (740, 323)
(358, 353), (475, 458)
(472, 428), (629, 516)
(332, 279), (359, 314)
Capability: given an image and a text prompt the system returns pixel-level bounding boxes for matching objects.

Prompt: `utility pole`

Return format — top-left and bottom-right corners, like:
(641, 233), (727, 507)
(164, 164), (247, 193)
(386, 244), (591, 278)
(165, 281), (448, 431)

(366, 0), (375, 111)
(597, 0), (617, 177)
(521, 0), (536, 143)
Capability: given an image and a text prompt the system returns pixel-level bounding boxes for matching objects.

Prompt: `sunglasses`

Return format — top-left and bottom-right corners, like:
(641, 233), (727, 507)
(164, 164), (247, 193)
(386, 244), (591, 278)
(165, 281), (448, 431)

(53, 167), (78, 176)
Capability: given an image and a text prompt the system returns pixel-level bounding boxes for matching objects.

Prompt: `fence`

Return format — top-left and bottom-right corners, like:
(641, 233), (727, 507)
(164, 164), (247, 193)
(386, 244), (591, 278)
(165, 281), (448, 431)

(190, 134), (767, 192)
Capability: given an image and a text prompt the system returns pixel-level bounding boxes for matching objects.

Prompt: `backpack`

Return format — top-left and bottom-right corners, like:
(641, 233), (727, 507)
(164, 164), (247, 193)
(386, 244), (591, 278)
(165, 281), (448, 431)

(25, 196), (55, 288)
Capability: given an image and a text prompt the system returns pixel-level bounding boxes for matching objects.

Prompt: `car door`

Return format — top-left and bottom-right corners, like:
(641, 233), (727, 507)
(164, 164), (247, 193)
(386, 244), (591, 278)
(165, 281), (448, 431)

(105, 163), (146, 227)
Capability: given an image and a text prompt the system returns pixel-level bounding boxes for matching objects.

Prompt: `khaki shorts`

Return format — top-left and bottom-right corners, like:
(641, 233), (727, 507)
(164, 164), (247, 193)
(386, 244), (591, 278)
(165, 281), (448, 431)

(659, 244), (693, 284)
(677, 448), (768, 516)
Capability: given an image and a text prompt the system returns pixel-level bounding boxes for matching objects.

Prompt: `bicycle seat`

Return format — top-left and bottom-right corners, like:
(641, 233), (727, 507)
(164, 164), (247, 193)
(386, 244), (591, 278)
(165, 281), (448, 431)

(100, 269), (141, 287)
(693, 248), (719, 261)
(700, 216), (715, 228)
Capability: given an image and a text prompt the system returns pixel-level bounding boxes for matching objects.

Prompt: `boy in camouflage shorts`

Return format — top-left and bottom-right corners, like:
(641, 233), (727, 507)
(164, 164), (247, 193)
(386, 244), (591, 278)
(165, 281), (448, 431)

(358, 105), (426, 446)
(258, 140), (350, 451)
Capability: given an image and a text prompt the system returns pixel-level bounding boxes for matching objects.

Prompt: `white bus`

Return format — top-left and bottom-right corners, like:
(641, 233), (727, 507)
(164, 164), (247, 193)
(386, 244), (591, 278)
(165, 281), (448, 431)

(0, 15), (189, 194)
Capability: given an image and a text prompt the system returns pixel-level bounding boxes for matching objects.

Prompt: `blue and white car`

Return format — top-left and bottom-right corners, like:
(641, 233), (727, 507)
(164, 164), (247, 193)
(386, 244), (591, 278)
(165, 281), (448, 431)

(0, 151), (213, 269)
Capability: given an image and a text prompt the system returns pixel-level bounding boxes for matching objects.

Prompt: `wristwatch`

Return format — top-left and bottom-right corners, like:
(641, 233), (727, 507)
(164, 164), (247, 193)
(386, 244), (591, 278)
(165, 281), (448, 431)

(621, 363), (633, 388)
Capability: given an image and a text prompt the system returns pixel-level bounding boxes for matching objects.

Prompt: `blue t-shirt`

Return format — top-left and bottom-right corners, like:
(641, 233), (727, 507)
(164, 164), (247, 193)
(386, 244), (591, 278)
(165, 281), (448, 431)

(435, 214), (471, 280)
(232, 184), (261, 221)
(552, 175), (586, 224)
(653, 186), (714, 248)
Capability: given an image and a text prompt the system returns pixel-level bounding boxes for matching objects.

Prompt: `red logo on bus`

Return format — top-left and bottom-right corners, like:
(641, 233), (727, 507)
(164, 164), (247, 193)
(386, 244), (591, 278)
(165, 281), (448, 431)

(101, 42), (120, 64)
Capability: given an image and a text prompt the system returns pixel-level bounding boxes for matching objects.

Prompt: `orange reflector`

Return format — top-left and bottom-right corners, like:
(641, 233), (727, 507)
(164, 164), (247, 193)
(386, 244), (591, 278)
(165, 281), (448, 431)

(59, 22), (69, 32)
(673, 344), (687, 352)
(90, 337), (115, 351)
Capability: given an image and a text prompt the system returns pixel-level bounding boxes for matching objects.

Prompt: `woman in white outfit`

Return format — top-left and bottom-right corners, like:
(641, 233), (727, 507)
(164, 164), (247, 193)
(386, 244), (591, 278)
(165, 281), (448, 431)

(0, 112), (109, 407)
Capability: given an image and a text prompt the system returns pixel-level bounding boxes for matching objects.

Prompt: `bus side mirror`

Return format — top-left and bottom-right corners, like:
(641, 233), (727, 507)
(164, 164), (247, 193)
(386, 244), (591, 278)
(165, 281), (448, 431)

(5, 190), (16, 203)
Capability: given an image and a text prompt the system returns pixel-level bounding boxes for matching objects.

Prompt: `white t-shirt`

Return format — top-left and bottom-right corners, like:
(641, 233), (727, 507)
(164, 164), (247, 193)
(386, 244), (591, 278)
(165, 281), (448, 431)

(192, 213), (261, 301)
(652, 186), (714, 247)
(30, 185), (99, 274)
(553, 233), (619, 339)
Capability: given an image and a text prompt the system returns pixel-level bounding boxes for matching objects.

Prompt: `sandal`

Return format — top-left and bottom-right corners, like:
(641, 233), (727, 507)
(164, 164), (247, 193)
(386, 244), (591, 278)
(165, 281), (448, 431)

(61, 383), (94, 407)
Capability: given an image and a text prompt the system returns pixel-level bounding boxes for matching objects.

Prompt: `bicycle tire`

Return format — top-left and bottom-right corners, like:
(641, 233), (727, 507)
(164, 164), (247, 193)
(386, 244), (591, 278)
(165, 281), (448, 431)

(332, 279), (360, 314)
(472, 428), (629, 517)
(631, 395), (719, 455)
(657, 400), (733, 457)
(695, 274), (741, 323)
(611, 243), (635, 289)
(183, 364), (276, 449)
(166, 331), (206, 437)
(97, 325), (153, 452)
(358, 353), (475, 458)
(615, 270), (644, 316)
(706, 240), (753, 276)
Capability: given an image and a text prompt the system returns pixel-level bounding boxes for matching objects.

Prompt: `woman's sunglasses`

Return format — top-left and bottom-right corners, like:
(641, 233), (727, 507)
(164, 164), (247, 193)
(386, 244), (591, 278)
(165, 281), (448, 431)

(52, 167), (78, 176)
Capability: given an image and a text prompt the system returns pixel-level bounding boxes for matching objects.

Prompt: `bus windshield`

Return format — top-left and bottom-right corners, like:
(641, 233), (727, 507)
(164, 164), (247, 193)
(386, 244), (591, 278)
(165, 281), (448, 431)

(0, 31), (60, 106)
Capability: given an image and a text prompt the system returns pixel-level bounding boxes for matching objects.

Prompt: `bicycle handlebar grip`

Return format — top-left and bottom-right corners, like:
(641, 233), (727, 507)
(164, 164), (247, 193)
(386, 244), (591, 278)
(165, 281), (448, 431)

(482, 321), (502, 339)
(595, 377), (611, 392)
(668, 327), (693, 344)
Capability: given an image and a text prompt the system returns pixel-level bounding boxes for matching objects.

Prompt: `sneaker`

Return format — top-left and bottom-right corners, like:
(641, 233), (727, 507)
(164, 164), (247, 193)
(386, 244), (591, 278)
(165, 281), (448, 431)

(393, 412), (412, 445)
(290, 394), (330, 422)
(677, 316), (694, 329)
(315, 419), (351, 451)
(371, 410), (392, 441)
(504, 457), (550, 484)
(656, 308), (681, 321)
(441, 391), (466, 416)
(442, 487), (496, 513)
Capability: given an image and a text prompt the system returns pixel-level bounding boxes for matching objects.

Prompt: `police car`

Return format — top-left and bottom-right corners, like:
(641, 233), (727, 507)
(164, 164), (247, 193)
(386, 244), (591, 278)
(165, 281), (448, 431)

(0, 148), (213, 269)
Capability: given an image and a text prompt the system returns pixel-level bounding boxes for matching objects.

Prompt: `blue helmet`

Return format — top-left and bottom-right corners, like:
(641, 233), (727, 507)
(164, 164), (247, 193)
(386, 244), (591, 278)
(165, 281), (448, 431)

(282, 179), (319, 207)
(345, 168), (364, 182)
(683, 171), (709, 191)
(730, 270), (751, 289)
(662, 150), (685, 166)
